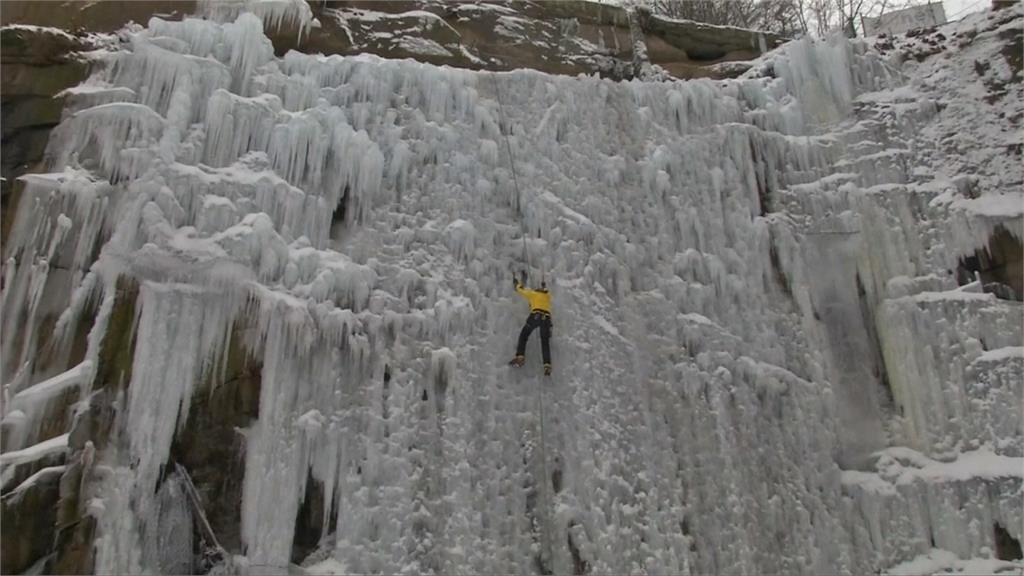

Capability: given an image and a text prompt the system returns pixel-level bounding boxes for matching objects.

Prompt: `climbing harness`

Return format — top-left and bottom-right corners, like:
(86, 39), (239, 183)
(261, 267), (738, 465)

(492, 70), (555, 571)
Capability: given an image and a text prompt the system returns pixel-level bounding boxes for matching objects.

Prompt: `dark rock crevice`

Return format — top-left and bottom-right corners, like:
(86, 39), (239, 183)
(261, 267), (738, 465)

(170, 321), (263, 556)
(955, 225), (1023, 301)
(0, 465), (62, 575)
(567, 521), (590, 575)
(856, 273), (895, 411)
(995, 522), (1023, 561)
(768, 243), (792, 297)
(291, 476), (334, 564)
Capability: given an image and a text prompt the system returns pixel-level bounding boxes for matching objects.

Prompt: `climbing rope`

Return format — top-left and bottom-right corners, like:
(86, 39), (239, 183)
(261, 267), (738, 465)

(491, 69), (555, 571)
(534, 361), (554, 569)
(490, 71), (530, 269)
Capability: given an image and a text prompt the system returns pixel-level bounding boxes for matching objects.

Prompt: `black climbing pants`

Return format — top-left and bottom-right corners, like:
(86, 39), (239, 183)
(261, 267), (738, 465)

(516, 311), (552, 365)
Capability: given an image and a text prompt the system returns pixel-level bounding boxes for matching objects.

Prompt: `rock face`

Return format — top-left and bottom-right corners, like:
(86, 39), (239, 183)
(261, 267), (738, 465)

(0, 2), (197, 246)
(269, 1), (781, 80)
(0, 1), (195, 31)
(0, 30), (96, 575)
(1, 464), (63, 574)
(0, 26), (90, 245)
(1, 0), (781, 83)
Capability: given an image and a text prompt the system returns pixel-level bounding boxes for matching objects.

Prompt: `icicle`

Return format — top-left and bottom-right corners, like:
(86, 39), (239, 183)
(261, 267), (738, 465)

(196, 0), (314, 40)
(50, 103), (165, 178)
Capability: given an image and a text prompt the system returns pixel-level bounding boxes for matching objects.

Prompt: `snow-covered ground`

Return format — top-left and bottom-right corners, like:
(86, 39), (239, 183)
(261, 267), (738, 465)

(1, 2), (1021, 575)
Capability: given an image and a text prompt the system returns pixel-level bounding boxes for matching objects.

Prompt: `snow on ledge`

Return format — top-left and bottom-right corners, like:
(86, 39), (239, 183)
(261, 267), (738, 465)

(904, 448), (1023, 483)
(844, 447), (1024, 492)
(0, 24), (77, 41)
(646, 12), (777, 38)
(952, 192), (1024, 219)
(891, 288), (998, 305)
(974, 346), (1024, 364)
(4, 465), (68, 502)
(332, 8), (448, 24)
(884, 548), (1023, 576)
(12, 360), (93, 405)
(395, 36), (452, 58)
(301, 558), (350, 575)
(0, 433), (70, 467)
(843, 446), (1019, 500)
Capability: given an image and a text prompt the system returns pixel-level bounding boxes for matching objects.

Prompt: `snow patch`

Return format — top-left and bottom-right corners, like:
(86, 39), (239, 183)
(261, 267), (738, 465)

(394, 36), (452, 58)
(0, 434), (70, 467)
(884, 548), (1023, 575)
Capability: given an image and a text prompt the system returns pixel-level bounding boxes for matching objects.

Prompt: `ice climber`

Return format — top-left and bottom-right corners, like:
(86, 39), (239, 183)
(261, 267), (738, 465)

(509, 273), (553, 376)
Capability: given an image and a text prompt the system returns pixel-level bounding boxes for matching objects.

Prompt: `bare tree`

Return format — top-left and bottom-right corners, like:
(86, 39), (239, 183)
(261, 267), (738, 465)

(810, 0), (918, 37)
(646, 0), (807, 36)
(645, 0), (919, 37)
(754, 0), (808, 36)
(796, 0), (841, 35)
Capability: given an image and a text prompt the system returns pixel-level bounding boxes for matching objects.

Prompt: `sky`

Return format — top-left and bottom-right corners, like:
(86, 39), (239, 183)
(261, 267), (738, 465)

(941, 0), (990, 20)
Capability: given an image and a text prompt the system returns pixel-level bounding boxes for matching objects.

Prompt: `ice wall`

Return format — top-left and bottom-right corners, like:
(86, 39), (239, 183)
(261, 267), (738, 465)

(1, 4), (1020, 575)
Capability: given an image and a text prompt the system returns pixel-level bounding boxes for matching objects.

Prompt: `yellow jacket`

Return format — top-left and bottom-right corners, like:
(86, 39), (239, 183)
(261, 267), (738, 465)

(516, 282), (552, 314)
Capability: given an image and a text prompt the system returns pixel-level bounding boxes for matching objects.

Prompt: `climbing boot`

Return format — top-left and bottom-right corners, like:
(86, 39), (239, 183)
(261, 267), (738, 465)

(543, 364), (552, 376)
(509, 355), (525, 367)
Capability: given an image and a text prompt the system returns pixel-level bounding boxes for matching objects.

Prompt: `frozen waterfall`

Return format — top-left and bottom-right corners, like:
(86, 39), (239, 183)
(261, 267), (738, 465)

(1, 3), (1021, 576)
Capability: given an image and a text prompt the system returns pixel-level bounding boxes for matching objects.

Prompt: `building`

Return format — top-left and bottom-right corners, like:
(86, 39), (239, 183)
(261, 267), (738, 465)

(862, 2), (947, 35)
